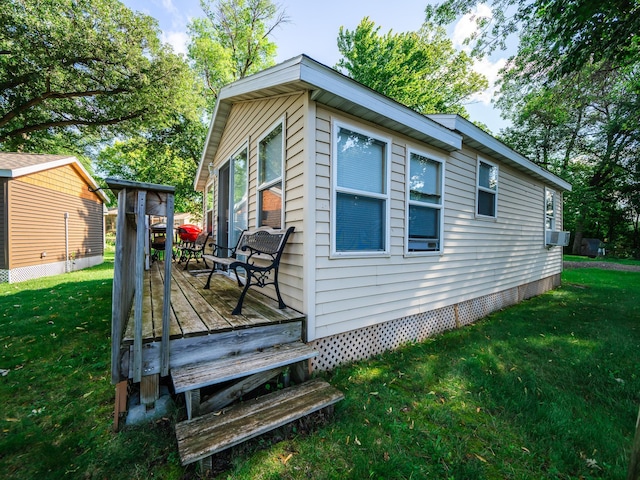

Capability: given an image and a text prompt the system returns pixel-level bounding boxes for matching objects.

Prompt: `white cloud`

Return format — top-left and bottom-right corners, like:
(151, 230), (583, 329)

(162, 31), (189, 56)
(452, 3), (493, 52)
(450, 4), (506, 106)
(161, 0), (178, 14)
(469, 56), (507, 105)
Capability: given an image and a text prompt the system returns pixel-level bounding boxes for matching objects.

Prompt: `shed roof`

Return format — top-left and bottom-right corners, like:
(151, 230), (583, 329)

(195, 54), (570, 192)
(0, 152), (109, 202)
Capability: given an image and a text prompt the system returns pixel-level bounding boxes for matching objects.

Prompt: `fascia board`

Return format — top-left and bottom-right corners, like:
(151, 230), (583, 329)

(2, 156), (109, 202)
(298, 59), (463, 151)
(430, 114), (572, 192)
(2, 156), (75, 178)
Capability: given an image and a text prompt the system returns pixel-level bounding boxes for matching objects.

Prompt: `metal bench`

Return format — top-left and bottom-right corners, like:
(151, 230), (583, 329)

(202, 226), (295, 315)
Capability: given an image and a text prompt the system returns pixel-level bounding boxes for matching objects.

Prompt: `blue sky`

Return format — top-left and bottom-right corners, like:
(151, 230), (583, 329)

(120, 0), (511, 132)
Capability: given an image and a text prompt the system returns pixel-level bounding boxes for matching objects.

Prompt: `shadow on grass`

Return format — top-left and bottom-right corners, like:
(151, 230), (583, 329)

(227, 270), (640, 479)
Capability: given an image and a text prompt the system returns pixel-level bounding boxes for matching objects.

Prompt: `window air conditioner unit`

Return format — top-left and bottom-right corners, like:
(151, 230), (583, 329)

(545, 230), (571, 247)
(408, 238), (439, 251)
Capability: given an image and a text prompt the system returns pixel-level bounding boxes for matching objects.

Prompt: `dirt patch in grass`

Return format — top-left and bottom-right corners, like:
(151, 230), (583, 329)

(564, 261), (640, 271)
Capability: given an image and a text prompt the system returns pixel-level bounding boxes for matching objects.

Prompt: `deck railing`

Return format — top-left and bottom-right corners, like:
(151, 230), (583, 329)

(107, 178), (175, 384)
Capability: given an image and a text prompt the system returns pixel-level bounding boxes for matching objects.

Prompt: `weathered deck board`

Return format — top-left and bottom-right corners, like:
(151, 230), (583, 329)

(159, 265), (210, 338)
(171, 341), (318, 393)
(121, 261), (304, 346)
(175, 378), (344, 465)
(150, 263), (182, 339)
(170, 268), (234, 333)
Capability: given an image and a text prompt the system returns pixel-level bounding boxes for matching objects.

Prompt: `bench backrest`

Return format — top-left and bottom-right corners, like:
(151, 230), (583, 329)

(237, 226), (295, 263)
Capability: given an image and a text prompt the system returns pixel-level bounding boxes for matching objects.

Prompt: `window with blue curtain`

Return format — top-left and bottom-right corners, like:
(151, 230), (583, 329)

(335, 126), (388, 253)
(407, 152), (443, 252)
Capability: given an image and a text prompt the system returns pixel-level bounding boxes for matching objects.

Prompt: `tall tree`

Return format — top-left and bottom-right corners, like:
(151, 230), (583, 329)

(336, 18), (487, 116)
(425, 0), (640, 81)
(0, 0), (198, 151)
(187, 0), (288, 110)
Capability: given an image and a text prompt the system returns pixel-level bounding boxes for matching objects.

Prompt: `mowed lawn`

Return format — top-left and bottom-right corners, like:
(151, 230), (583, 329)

(1, 254), (638, 479)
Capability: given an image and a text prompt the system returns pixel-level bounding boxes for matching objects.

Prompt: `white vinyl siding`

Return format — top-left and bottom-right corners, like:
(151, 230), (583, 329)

(209, 93), (306, 311)
(313, 106), (562, 339)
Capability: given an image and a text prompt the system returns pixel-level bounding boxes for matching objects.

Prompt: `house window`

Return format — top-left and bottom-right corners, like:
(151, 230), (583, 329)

(205, 182), (214, 234)
(333, 123), (390, 254)
(257, 120), (284, 228)
(545, 189), (556, 230)
(407, 151), (444, 253)
(477, 158), (498, 217)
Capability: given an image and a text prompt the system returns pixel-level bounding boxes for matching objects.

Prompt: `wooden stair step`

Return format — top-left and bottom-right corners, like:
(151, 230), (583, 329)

(171, 341), (317, 394)
(175, 378), (344, 465)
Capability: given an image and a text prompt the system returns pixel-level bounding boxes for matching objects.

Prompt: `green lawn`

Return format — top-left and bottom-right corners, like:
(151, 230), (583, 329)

(1, 255), (638, 479)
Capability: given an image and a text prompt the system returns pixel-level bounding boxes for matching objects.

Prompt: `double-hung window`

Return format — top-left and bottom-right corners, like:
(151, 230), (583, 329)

(406, 151), (444, 253)
(477, 158), (498, 218)
(257, 120), (284, 228)
(333, 122), (390, 254)
(205, 182), (214, 234)
(545, 188), (556, 231)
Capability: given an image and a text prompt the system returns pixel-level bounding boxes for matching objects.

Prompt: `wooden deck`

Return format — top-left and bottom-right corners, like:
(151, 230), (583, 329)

(123, 261), (304, 345)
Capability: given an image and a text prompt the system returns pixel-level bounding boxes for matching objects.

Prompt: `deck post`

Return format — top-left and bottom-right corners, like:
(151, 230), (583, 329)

(133, 190), (147, 383)
(161, 194), (174, 378)
(111, 189), (127, 385)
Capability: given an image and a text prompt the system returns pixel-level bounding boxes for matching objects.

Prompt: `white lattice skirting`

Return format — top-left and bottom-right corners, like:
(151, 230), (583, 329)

(1, 255), (104, 284)
(309, 274), (560, 371)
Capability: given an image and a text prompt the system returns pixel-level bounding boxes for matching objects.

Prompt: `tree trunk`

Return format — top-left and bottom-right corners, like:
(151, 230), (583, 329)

(571, 217), (584, 255)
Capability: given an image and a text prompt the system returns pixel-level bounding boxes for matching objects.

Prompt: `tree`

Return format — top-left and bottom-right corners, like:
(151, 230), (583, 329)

(336, 18), (487, 116)
(497, 54), (640, 255)
(187, 0), (288, 110)
(0, 0), (198, 150)
(96, 116), (207, 213)
(425, 0), (640, 81)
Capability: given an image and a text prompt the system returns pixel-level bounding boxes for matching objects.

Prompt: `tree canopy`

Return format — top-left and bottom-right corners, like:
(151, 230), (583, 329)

(187, 0), (288, 111)
(425, 0), (640, 81)
(0, 0), (199, 151)
(336, 18), (487, 116)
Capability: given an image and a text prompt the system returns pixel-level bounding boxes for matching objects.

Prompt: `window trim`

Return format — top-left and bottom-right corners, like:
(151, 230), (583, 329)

(331, 119), (391, 257)
(476, 156), (499, 219)
(256, 116), (286, 229)
(405, 148), (446, 256)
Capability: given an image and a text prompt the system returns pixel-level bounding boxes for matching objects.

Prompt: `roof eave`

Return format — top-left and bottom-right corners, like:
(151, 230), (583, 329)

(428, 114), (572, 192)
(195, 55), (464, 191)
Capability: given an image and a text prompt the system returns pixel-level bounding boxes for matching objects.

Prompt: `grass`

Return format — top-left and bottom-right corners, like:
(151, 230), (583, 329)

(564, 254), (640, 266)
(1, 255), (639, 479)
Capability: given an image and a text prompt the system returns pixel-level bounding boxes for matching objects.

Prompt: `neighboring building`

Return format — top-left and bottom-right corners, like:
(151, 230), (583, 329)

(193, 55), (572, 370)
(0, 152), (108, 283)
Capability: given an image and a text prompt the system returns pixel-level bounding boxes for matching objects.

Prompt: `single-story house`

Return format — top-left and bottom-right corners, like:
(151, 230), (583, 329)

(0, 152), (108, 283)
(193, 54), (571, 370)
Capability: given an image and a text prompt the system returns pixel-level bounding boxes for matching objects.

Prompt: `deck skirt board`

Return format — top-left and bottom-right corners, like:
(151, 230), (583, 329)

(175, 378), (344, 465)
(121, 261), (305, 346)
(171, 341), (318, 393)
